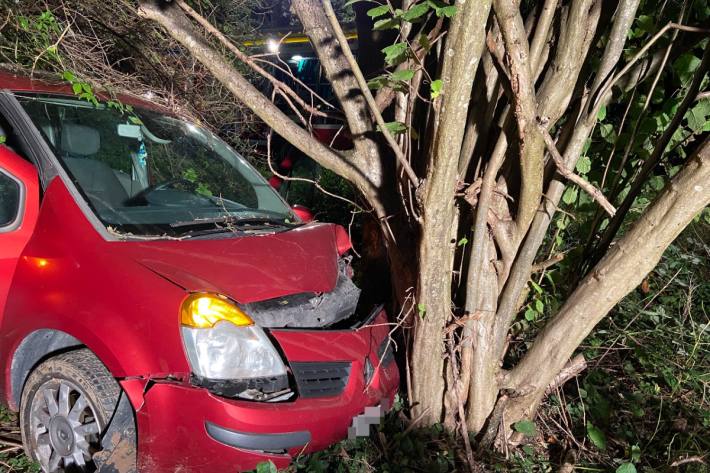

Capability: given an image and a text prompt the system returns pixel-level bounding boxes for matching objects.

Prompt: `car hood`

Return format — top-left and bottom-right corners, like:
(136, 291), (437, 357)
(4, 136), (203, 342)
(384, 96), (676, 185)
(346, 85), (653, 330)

(116, 223), (340, 304)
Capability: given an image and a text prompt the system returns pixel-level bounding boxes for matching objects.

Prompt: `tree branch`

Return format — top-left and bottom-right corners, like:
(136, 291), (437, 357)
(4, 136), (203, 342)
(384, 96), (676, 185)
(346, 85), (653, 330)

(538, 123), (617, 216)
(137, 1), (381, 209)
(322, 0), (420, 188)
(504, 138), (710, 425)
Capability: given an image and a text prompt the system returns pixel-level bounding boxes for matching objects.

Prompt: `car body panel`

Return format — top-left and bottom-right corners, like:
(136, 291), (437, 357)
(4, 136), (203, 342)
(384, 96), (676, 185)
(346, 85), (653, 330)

(0, 147), (39, 317)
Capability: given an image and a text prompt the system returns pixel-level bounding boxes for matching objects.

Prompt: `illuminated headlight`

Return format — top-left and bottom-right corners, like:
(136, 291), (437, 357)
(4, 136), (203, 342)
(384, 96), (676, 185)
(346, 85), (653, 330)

(180, 294), (287, 380)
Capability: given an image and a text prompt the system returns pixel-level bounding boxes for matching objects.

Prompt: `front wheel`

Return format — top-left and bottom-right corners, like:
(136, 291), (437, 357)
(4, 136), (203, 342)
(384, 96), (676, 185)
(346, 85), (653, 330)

(20, 349), (120, 472)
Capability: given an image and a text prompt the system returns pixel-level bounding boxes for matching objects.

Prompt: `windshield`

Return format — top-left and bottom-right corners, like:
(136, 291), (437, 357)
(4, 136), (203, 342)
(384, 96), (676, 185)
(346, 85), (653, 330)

(16, 94), (295, 237)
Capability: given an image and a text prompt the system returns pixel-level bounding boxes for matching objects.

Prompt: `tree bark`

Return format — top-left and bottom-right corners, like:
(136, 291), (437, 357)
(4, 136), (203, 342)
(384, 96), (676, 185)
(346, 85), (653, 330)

(504, 138), (710, 425)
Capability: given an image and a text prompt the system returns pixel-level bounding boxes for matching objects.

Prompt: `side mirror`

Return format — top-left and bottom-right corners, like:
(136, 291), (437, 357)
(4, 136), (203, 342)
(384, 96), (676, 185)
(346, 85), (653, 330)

(292, 204), (314, 223)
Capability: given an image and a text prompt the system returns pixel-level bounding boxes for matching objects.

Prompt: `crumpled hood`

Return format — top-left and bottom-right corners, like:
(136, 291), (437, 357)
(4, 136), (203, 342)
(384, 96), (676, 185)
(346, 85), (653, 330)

(116, 223), (340, 303)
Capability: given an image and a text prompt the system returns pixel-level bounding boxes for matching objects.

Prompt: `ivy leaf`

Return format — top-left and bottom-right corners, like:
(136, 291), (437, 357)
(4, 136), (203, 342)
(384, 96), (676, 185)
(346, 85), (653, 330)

(457, 236), (468, 247)
(367, 5), (390, 18)
(562, 187), (578, 205)
(430, 79), (443, 99)
(513, 420), (536, 436)
(72, 82), (83, 95)
(381, 42), (408, 65)
(417, 303), (426, 319)
(616, 463), (637, 473)
(586, 422), (607, 450)
(390, 69), (415, 82)
(377, 121), (408, 134)
(535, 299), (544, 313)
(575, 155), (591, 174)
(403, 3), (430, 21)
(62, 70), (75, 82)
(631, 445), (641, 463)
(530, 281), (543, 295)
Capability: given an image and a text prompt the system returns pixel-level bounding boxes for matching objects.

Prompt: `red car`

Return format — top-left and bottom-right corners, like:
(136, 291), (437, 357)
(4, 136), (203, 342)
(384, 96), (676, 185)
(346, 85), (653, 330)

(0, 71), (398, 472)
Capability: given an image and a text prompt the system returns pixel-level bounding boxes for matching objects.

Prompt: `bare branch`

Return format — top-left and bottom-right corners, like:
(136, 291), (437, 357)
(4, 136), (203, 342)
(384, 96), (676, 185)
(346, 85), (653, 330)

(322, 0), (420, 188)
(137, 1), (381, 210)
(538, 123), (616, 216)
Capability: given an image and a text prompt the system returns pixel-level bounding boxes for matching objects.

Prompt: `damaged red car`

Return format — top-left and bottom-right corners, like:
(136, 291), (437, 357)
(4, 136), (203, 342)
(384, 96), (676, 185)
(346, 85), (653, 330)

(0, 71), (399, 472)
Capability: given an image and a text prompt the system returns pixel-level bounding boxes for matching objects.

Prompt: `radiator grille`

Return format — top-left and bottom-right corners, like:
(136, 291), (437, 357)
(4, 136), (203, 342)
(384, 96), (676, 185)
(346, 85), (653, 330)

(291, 362), (351, 398)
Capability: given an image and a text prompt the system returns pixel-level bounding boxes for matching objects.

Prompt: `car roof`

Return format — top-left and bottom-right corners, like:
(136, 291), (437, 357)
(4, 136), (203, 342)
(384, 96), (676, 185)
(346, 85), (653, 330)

(0, 69), (171, 114)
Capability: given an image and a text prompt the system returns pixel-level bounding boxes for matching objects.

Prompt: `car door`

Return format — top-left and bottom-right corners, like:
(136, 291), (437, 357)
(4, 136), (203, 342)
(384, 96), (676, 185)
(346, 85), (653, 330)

(0, 146), (39, 317)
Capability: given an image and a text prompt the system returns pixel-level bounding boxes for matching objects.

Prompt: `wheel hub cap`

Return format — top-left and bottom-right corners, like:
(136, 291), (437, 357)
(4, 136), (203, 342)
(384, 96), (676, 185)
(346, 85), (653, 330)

(48, 415), (75, 456)
(29, 380), (103, 472)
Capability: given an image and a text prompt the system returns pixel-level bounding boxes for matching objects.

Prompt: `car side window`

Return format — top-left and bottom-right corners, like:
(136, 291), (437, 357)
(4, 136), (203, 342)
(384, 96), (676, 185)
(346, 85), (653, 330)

(0, 169), (21, 228)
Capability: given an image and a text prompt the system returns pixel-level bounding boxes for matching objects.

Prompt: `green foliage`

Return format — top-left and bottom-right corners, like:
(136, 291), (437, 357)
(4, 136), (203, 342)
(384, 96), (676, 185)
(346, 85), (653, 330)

(513, 420), (536, 436)
(586, 422), (607, 450)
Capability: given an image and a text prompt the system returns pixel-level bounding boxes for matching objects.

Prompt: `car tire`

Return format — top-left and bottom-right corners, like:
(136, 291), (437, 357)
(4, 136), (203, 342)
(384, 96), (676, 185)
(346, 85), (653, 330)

(20, 348), (120, 473)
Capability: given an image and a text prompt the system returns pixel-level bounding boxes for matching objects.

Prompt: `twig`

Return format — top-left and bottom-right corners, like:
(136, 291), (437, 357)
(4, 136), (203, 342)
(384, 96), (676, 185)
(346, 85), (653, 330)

(531, 253), (565, 273)
(538, 123), (617, 217)
(176, 0), (330, 119)
(322, 0), (420, 188)
(545, 355), (587, 395)
(670, 455), (706, 467)
(590, 21), (710, 118)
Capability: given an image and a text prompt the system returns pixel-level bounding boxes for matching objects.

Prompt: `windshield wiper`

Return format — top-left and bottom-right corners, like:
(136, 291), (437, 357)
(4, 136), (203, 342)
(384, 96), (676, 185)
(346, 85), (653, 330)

(170, 215), (297, 229)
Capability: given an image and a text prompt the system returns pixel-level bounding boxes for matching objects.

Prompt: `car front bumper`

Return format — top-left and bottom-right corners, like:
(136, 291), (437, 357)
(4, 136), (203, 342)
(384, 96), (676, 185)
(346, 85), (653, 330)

(128, 309), (399, 472)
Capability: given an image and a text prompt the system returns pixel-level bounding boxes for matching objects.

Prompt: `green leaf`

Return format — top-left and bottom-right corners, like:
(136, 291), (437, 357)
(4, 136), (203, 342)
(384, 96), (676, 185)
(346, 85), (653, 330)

(597, 104), (607, 121)
(631, 445), (641, 462)
(524, 307), (536, 321)
(438, 5), (457, 17)
(373, 17), (399, 30)
(403, 3), (430, 21)
(367, 5), (390, 18)
(72, 82), (83, 95)
(586, 422), (607, 450)
(430, 79), (443, 99)
(62, 70), (75, 82)
(599, 123), (616, 143)
(673, 53), (701, 85)
(530, 281), (543, 295)
(367, 75), (388, 90)
(534, 299), (544, 313)
(256, 460), (278, 473)
(417, 303), (426, 319)
(381, 42), (408, 65)
(686, 99), (710, 132)
(513, 420), (536, 436)
(391, 69), (415, 81)
(562, 186), (578, 205)
(616, 463), (637, 473)
(377, 121), (408, 134)
(0, 135), (6, 144)
(457, 237), (468, 247)
(575, 155), (591, 174)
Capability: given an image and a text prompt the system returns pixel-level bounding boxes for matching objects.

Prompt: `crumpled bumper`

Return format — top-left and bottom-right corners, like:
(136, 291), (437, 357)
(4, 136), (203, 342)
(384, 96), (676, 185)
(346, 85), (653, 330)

(126, 309), (399, 472)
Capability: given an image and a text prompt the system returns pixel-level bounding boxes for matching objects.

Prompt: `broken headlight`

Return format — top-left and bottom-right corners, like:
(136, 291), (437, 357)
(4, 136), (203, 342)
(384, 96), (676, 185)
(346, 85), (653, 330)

(180, 294), (287, 381)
